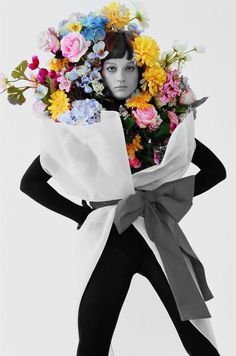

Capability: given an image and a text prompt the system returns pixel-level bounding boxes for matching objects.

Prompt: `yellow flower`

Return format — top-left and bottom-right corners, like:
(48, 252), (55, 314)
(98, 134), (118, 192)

(49, 58), (69, 72)
(132, 35), (160, 67)
(127, 134), (143, 159)
(100, 1), (131, 30)
(126, 90), (152, 109)
(66, 21), (82, 32)
(141, 63), (167, 96)
(48, 90), (70, 120)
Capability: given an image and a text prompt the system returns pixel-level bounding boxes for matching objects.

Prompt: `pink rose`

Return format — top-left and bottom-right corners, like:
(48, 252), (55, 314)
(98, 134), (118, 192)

(167, 111), (179, 133)
(37, 27), (60, 53)
(132, 105), (161, 131)
(129, 156), (141, 168)
(61, 33), (91, 63)
(179, 88), (197, 105)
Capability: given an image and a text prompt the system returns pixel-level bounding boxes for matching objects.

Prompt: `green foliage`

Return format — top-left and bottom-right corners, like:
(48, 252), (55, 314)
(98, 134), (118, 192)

(45, 76), (56, 94)
(122, 115), (135, 130)
(175, 105), (188, 114)
(11, 60), (28, 80)
(7, 86), (26, 105)
(152, 121), (170, 138)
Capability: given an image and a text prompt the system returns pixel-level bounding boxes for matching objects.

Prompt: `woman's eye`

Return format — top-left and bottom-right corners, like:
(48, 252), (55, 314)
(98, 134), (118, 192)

(126, 66), (135, 71)
(106, 66), (116, 72)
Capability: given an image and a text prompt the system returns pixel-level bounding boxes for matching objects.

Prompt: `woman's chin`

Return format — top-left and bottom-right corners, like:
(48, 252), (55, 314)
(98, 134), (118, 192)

(112, 93), (129, 100)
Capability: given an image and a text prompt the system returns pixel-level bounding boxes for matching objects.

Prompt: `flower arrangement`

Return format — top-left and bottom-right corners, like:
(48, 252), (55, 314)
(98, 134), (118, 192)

(0, 1), (208, 173)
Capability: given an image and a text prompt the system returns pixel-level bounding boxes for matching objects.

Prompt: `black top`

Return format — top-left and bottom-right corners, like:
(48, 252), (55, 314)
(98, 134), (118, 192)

(19, 136), (227, 228)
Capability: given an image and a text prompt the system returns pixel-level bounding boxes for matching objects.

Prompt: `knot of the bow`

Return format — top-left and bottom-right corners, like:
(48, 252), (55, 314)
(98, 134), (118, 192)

(113, 175), (196, 234)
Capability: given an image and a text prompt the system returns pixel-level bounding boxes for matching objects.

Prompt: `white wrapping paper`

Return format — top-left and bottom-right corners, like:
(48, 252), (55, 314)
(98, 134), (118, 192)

(39, 110), (220, 355)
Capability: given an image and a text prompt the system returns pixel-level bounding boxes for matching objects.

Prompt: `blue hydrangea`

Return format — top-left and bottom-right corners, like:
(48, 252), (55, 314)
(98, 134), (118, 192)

(72, 98), (103, 124)
(80, 14), (109, 42)
(57, 111), (78, 125)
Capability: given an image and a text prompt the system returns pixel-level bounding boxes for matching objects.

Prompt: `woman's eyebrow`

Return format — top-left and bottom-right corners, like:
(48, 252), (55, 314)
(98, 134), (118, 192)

(104, 61), (135, 65)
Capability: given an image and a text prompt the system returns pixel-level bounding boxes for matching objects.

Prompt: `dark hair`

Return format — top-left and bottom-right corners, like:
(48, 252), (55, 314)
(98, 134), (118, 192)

(99, 30), (144, 110)
(102, 30), (136, 61)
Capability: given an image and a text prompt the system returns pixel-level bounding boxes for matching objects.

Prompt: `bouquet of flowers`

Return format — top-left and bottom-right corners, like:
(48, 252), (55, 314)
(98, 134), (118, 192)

(0, 1), (208, 173)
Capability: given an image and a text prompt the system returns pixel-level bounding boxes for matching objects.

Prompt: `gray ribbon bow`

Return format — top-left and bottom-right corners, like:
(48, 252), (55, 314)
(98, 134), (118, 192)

(89, 175), (213, 321)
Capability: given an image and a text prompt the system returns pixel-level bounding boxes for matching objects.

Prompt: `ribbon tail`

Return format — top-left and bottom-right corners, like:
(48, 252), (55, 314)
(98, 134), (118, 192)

(144, 206), (211, 321)
(171, 221), (214, 301)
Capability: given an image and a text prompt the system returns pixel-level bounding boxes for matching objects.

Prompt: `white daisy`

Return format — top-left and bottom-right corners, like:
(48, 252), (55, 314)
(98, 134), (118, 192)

(131, 1), (150, 29)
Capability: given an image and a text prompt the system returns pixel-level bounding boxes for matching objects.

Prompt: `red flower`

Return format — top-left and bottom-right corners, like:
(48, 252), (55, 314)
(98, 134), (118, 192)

(37, 68), (49, 84)
(28, 55), (39, 70)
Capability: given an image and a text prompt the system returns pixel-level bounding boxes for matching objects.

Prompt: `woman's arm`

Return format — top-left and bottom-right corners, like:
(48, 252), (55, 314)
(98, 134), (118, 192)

(20, 155), (93, 226)
(191, 138), (227, 196)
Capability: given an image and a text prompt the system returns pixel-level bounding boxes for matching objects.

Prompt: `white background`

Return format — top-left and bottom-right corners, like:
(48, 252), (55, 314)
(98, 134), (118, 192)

(0, 0), (235, 355)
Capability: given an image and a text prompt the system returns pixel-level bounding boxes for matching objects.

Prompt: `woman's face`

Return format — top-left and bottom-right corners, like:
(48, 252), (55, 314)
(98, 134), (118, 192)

(101, 51), (139, 100)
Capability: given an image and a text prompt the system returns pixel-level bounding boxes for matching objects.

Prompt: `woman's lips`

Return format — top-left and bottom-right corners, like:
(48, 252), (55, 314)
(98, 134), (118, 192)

(115, 86), (128, 90)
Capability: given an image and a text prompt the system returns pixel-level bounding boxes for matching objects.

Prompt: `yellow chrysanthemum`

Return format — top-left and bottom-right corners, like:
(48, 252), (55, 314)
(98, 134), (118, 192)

(126, 90), (152, 109)
(141, 63), (167, 96)
(100, 1), (131, 30)
(66, 21), (82, 32)
(48, 90), (70, 120)
(132, 35), (160, 67)
(49, 58), (69, 72)
(127, 134), (143, 159)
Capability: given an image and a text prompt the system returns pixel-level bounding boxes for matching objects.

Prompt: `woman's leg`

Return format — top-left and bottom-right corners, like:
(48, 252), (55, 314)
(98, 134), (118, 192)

(139, 249), (220, 355)
(76, 239), (136, 356)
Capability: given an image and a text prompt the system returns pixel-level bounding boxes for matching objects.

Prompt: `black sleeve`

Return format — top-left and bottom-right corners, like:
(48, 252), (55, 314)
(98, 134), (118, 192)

(20, 155), (93, 226)
(191, 138), (227, 196)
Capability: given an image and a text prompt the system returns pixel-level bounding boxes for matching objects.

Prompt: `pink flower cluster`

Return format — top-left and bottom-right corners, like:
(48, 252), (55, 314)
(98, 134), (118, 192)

(159, 69), (181, 105)
(27, 56), (66, 89)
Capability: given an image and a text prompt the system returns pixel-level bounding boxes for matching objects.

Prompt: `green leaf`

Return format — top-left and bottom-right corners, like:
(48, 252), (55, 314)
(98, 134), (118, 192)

(8, 92), (26, 105)
(40, 89), (51, 105)
(7, 86), (26, 105)
(122, 116), (135, 130)
(45, 76), (56, 94)
(11, 60), (28, 79)
(175, 105), (187, 114)
(153, 122), (170, 137)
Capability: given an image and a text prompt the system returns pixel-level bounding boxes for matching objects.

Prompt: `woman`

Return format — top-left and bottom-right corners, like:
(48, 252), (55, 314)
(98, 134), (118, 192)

(20, 31), (226, 355)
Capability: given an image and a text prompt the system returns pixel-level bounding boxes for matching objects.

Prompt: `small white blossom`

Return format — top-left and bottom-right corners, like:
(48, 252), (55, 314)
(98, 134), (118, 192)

(0, 72), (8, 91)
(172, 40), (189, 53)
(194, 44), (206, 53)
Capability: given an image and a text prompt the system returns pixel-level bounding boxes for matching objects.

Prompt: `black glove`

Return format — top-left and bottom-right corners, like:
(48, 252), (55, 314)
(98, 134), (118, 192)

(76, 200), (94, 230)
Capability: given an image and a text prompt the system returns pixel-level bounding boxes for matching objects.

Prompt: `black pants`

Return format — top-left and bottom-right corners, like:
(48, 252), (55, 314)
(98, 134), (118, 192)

(76, 223), (220, 356)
